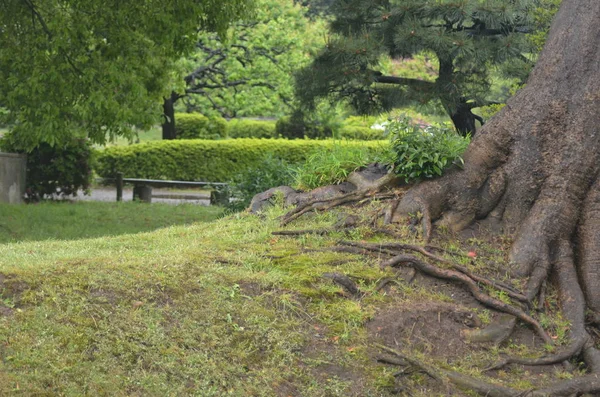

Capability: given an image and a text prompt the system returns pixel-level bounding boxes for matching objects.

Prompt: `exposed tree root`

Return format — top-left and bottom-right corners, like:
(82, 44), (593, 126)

(375, 343), (522, 397)
(272, 228), (345, 236)
(328, 239), (550, 342)
(322, 272), (361, 296)
(463, 314), (517, 344)
(339, 240), (528, 303)
(280, 173), (400, 226)
(383, 253), (552, 344)
(487, 241), (592, 370)
(377, 343), (600, 397)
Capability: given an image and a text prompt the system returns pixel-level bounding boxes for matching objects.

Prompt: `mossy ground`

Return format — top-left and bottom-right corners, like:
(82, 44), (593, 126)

(0, 200), (574, 396)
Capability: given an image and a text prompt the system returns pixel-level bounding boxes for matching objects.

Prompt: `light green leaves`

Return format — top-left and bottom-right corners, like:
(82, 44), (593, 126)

(388, 117), (470, 182)
(0, 0), (253, 149)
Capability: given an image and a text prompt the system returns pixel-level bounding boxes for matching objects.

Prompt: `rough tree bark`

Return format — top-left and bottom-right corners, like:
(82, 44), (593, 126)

(162, 91), (181, 140)
(393, 0), (600, 386)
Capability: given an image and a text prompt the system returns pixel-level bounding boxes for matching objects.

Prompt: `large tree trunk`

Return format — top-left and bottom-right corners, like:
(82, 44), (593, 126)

(395, 0), (600, 389)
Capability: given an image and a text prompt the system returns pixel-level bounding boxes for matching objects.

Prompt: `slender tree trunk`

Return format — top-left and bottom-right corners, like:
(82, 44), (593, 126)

(447, 99), (479, 137)
(437, 58), (478, 136)
(162, 91), (180, 140)
(393, 0), (600, 392)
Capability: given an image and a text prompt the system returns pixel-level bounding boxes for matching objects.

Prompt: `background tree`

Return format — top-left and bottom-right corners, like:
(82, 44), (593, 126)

(295, 0), (554, 136)
(161, 0), (327, 140)
(0, 0), (253, 149)
(391, 0), (600, 392)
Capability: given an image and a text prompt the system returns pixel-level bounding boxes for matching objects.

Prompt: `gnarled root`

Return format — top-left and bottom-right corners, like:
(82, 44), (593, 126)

(377, 343), (600, 397)
(487, 241), (592, 370)
(280, 173), (400, 226)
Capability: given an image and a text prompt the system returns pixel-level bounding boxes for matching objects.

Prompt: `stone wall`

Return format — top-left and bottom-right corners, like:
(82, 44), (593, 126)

(0, 153), (26, 204)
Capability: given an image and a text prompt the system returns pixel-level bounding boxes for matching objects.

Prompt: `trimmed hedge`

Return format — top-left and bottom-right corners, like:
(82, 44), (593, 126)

(228, 119), (276, 139)
(176, 113), (228, 140)
(338, 126), (386, 141)
(95, 139), (387, 182)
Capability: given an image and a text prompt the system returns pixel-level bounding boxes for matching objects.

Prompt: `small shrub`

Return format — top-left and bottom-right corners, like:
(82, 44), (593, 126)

(275, 115), (305, 139)
(227, 155), (293, 212)
(276, 109), (342, 139)
(176, 113), (228, 140)
(388, 117), (470, 182)
(1, 133), (93, 201)
(338, 126), (385, 141)
(227, 119), (276, 139)
(292, 143), (382, 190)
(343, 115), (378, 128)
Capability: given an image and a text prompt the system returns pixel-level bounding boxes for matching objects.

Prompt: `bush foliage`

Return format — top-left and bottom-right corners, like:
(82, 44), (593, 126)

(227, 119), (276, 139)
(292, 143), (384, 190)
(174, 112), (384, 141)
(227, 155), (293, 211)
(338, 126), (385, 141)
(176, 113), (228, 140)
(388, 118), (470, 182)
(95, 138), (386, 182)
(1, 134), (93, 201)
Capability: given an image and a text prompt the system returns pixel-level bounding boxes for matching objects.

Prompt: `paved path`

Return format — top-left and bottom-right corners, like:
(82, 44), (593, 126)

(74, 187), (212, 205)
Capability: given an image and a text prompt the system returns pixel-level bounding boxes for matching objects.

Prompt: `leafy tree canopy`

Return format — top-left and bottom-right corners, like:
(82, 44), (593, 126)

(178, 0), (328, 119)
(295, 0), (558, 135)
(0, 0), (253, 149)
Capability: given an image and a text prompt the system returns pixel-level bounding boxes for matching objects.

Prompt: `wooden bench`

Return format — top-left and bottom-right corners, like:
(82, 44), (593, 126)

(99, 173), (229, 204)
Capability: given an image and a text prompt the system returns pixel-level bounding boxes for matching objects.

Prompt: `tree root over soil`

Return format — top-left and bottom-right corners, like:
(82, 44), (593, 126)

(376, 343), (600, 397)
(277, 185), (600, 394)
(279, 173), (400, 226)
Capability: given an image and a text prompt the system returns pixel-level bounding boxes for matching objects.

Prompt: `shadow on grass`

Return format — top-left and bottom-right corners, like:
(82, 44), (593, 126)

(0, 201), (224, 243)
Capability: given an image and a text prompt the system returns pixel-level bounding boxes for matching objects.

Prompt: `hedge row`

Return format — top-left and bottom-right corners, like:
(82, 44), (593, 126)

(95, 138), (387, 182)
(174, 113), (384, 140)
(176, 114), (228, 139)
(227, 119), (276, 139)
(338, 126), (385, 141)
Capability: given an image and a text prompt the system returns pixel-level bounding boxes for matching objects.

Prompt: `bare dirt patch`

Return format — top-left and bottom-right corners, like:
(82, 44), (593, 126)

(368, 301), (481, 361)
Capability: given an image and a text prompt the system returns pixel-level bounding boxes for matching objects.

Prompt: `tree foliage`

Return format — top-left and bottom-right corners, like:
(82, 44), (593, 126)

(178, 0), (327, 119)
(295, 0), (557, 135)
(0, 0), (253, 149)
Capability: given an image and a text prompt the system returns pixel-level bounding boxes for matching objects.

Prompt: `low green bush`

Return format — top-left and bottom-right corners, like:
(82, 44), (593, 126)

(1, 133), (93, 201)
(388, 118), (470, 182)
(275, 113), (340, 139)
(292, 143), (385, 190)
(343, 115), (379, 128)
(338, 126), (385, 141)
(227, 119), (276, 139)
(275, 115), (305, 139)
(227, 155), (293, 212)
(176, 113), (228, 140)
(95, 138), (387, 182)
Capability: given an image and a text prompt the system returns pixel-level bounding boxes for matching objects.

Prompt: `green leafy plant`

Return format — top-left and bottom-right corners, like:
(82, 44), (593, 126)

(227, 119), (276, 139)
(277, 102), (347, 139)
(227, 155), (294, 211)
(338, 126), (385, 141)
(176, 113), (228, 140)
(388, 117), (470, 183)
(292, 143), (379, 190)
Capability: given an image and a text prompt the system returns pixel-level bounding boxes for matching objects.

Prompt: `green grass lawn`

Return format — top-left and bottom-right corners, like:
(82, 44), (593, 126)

(103, 125), (163, 147)
(0, 201), (566, 395)
(0, 201), (223, 243)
